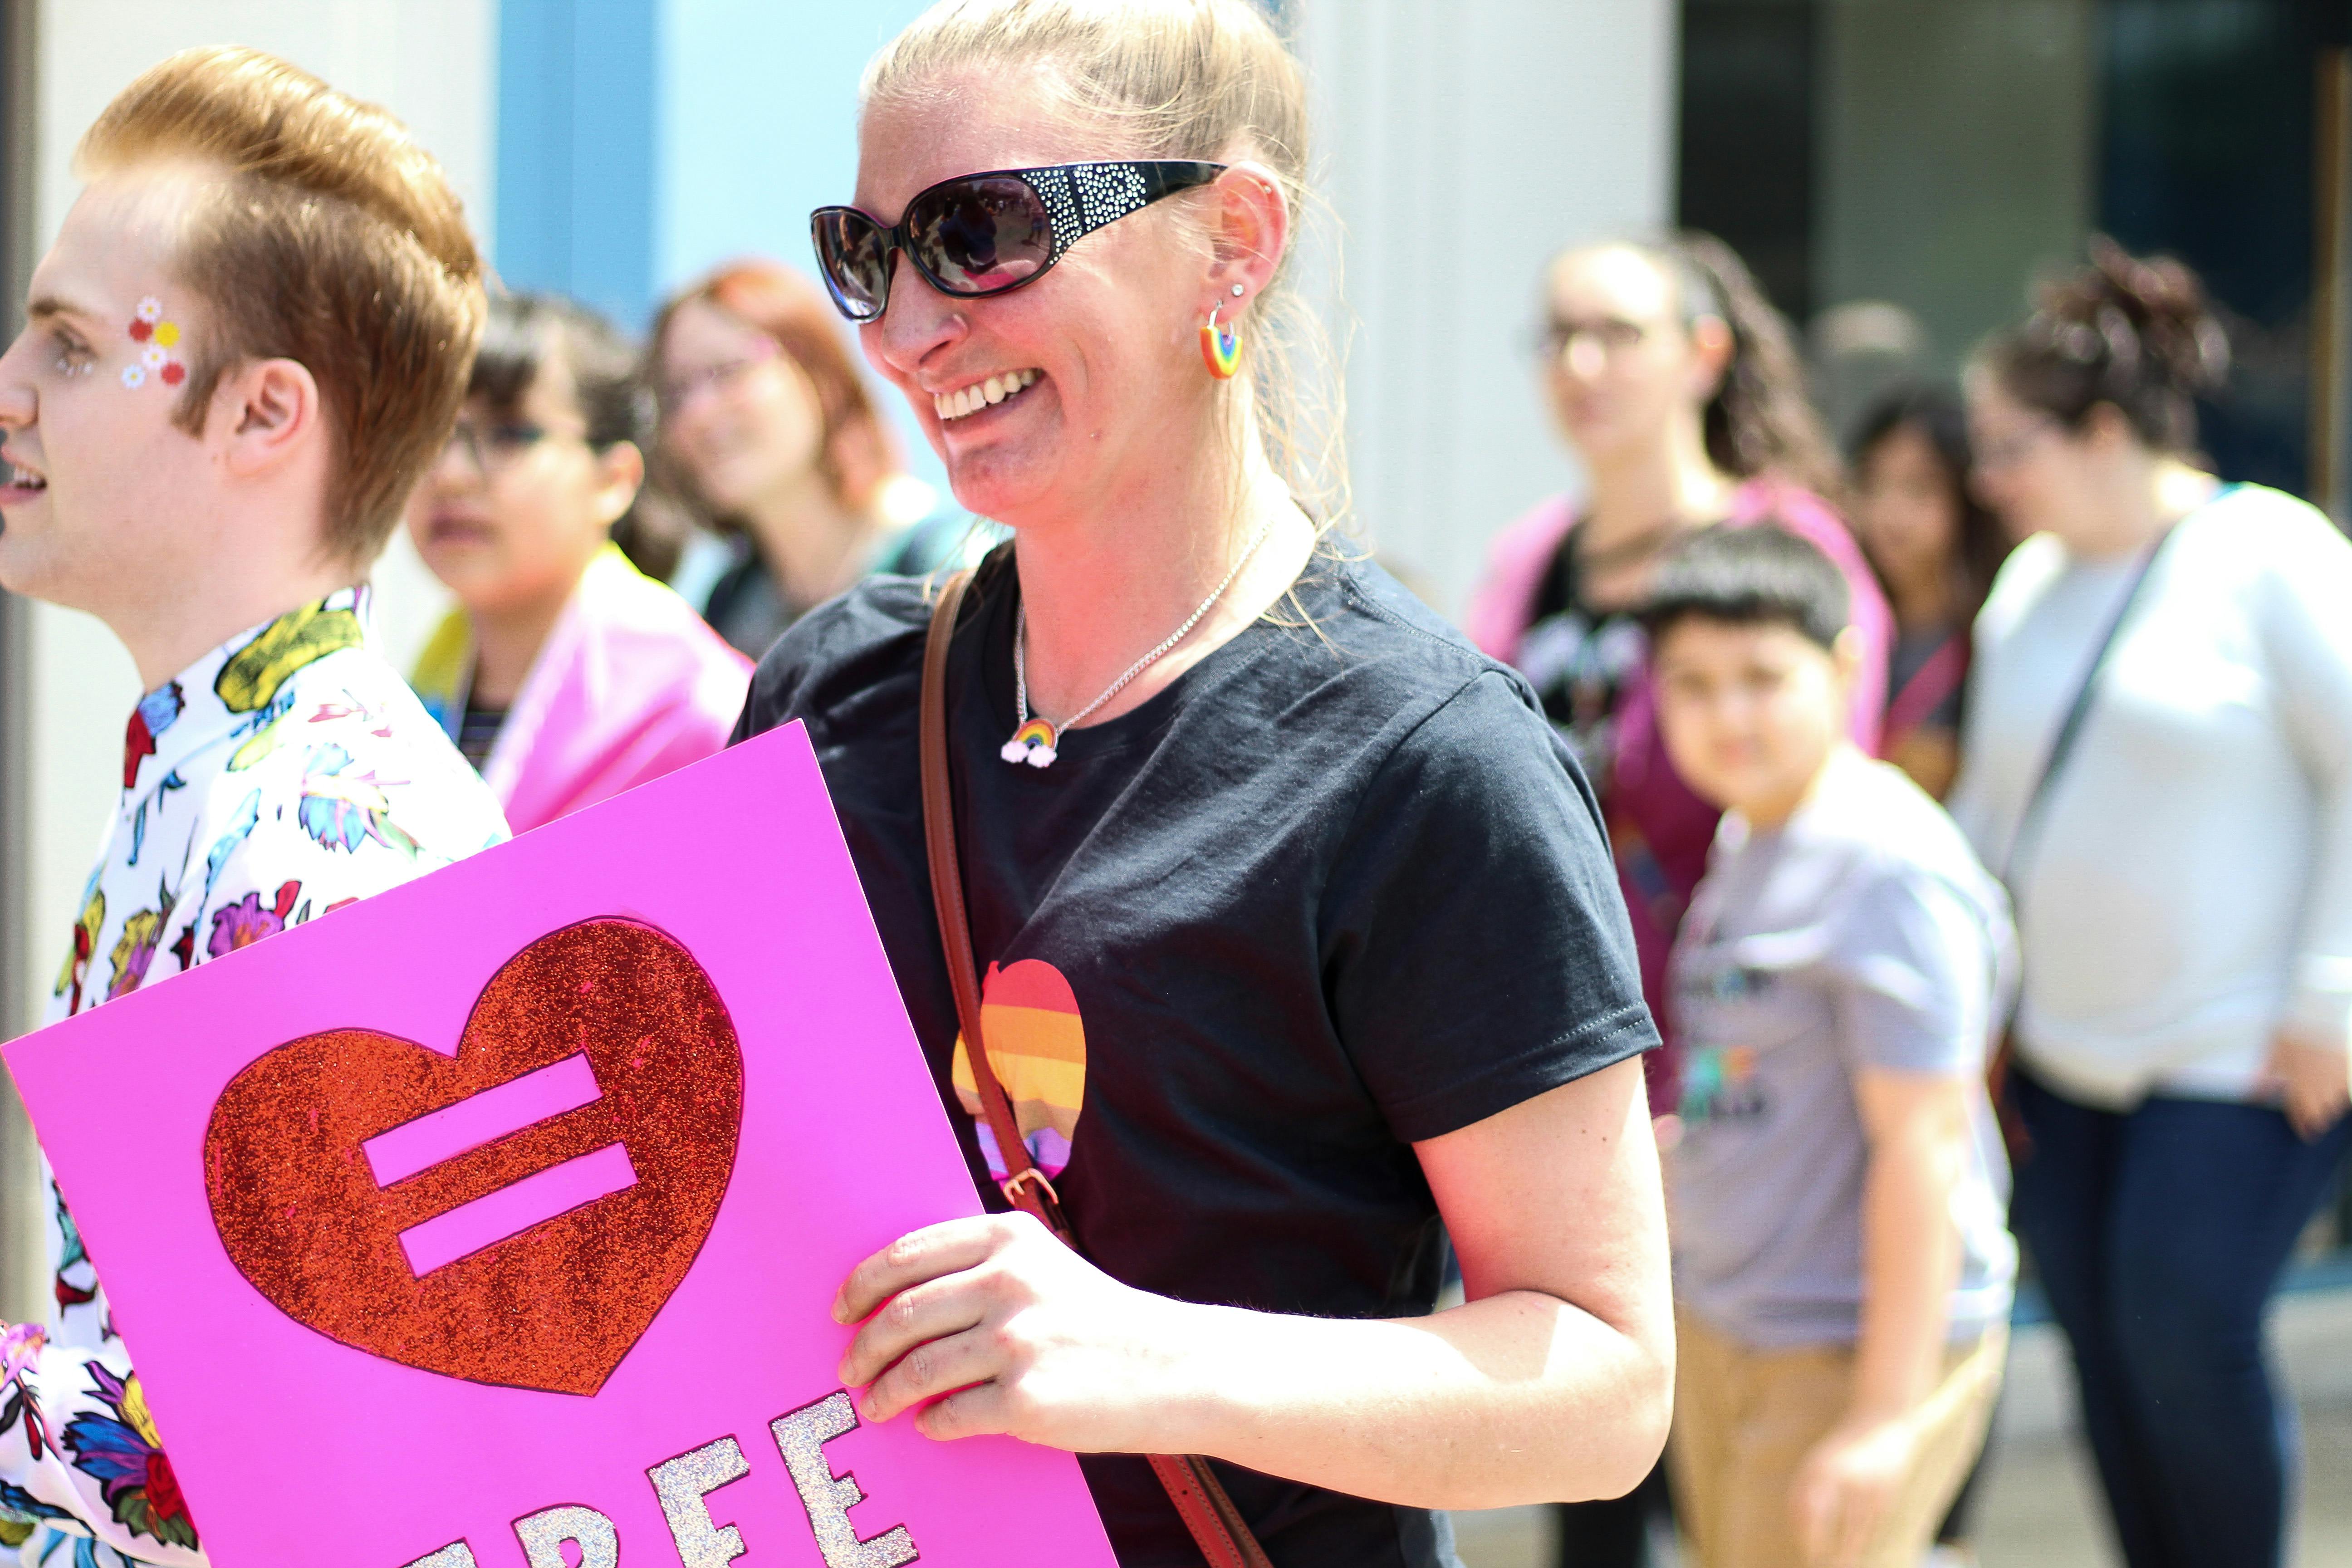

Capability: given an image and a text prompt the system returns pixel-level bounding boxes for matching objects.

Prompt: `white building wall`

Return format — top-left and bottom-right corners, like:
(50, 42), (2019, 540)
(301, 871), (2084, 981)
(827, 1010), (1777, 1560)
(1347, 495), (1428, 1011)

(1, 0), (497, 1319)
(1294, 0), (1678, 615)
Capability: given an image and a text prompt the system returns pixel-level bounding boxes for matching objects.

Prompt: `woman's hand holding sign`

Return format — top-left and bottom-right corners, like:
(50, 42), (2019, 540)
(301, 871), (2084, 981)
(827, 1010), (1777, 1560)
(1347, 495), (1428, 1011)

(832, 1063), (1673, 1514)
(835, 1210), (1196, 1450)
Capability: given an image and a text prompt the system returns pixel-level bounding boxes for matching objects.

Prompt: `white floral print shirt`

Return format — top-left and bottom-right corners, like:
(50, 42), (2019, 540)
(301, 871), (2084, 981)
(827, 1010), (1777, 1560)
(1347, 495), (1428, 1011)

(1, 587), (508, 1566)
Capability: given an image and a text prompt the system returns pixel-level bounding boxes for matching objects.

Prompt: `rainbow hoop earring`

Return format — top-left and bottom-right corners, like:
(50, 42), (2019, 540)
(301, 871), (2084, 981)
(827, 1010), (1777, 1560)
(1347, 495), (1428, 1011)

(1200, 303), (1243, 379)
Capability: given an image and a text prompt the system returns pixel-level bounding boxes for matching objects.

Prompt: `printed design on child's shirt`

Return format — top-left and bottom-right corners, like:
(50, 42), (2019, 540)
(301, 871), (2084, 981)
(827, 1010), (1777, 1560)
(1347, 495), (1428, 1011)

(1674, 962), (1772, 1126)
(1677, 1042), (1767, 1127)
(952, 959), (1087, 1180)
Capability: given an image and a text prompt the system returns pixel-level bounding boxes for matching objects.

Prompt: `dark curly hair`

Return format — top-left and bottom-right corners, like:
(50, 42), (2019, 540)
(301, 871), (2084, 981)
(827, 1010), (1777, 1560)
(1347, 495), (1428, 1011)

(1980, 236), (2230, 454)
(1641, 231), (1844, 501)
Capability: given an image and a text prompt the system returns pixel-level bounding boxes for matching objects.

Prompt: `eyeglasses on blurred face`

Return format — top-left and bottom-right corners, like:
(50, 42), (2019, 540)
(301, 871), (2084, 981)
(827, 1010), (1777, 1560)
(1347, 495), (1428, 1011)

(658, 335), (781, 418)
(809, 160), (1228, 323)
(1534, 317), (1652, 363)
(1971, 415), (2060, 473)
(441, 417), (561, 477)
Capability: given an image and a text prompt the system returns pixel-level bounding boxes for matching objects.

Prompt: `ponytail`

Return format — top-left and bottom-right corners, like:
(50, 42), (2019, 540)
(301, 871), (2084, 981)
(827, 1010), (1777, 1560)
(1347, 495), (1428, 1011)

(1649, 231), (1843, 500)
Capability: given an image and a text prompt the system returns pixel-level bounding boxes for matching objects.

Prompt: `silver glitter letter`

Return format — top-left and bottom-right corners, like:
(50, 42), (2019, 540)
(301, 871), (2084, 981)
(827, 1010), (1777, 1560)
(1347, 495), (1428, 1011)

(514, 1505), (620, 1568)
(399, 1546), (478, 1568)
(648, 1435), (751, 1567)
(771, 1391), (919, 1567)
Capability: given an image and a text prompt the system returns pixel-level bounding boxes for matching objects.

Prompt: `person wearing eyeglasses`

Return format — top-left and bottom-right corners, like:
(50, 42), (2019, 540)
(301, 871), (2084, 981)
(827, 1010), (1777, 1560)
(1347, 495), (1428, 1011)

(650, 260), (992, 659)
(406, 291), (750, 833)
(1952, 242), (2352, 1568)
(1460, 233), (1891, 1568)
(732, 3), (1673, 1566)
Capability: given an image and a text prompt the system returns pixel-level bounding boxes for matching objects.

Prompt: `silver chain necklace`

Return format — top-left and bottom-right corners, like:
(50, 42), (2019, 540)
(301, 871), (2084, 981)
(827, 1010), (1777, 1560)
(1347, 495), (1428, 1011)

(1001, 517), (1277, 768)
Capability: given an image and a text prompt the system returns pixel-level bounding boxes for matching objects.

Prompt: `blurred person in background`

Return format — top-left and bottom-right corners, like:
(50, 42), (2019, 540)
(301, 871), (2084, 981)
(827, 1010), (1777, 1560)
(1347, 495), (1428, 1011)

(407, 292), (750, 833)
(1847, 382), (2012, 799)
(651, 260), (988, 657)
(1805, 300), (1929, 454)
(1465, 230), (1893, 1568)
(1648, 524), (2014, 1568)
(1953, 241), (2352, 1568)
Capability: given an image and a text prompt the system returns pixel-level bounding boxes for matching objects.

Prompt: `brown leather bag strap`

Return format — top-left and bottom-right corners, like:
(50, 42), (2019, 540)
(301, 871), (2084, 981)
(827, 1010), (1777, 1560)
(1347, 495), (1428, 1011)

(919, 569), (1068, 1237)
(917, 571), (1273, 1568)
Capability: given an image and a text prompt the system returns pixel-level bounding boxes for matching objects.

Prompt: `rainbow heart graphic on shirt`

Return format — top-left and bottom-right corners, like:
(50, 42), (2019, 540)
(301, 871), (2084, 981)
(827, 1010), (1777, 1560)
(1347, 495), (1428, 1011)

(951, 959), (1085, 1178)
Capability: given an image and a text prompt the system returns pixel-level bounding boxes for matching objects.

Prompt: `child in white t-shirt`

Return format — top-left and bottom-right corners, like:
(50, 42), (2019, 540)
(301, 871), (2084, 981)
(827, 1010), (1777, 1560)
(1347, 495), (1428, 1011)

(1646, 524), (2015, 1568)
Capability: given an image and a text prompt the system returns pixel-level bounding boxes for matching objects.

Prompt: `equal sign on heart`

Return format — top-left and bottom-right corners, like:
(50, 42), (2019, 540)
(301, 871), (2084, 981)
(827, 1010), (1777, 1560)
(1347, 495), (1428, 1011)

(363, 1055), (637, 1277)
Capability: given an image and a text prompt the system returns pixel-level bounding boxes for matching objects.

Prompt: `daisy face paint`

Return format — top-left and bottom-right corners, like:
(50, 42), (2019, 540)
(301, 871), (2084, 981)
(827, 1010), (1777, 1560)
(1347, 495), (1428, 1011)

(122, 296), (187, 391)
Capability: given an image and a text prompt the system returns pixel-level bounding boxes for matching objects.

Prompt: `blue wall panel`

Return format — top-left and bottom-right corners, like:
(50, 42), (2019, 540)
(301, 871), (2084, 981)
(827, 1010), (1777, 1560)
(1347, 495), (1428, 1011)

(496, 0), (664, 327)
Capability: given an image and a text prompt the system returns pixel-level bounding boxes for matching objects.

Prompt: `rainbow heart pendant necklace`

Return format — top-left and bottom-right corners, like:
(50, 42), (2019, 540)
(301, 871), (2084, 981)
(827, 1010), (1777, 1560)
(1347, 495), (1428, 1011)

(1003, 516), (1277, 768)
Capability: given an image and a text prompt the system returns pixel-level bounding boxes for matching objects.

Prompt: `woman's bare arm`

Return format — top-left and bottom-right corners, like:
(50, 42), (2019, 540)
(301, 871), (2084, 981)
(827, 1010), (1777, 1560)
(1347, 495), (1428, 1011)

(833, 1056), (1673, 1510)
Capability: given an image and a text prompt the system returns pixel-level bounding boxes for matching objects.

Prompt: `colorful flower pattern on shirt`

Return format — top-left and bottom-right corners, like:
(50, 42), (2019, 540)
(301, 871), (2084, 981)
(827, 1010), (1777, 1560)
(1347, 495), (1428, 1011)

(0, 586), (508, 1567)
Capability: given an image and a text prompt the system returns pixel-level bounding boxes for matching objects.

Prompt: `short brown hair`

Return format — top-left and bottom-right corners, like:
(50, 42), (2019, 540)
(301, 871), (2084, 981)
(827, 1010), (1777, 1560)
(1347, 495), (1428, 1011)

(1980, 236), (2229, 456)
(76, 46), (486, 562)
(650, 260), (898, 522)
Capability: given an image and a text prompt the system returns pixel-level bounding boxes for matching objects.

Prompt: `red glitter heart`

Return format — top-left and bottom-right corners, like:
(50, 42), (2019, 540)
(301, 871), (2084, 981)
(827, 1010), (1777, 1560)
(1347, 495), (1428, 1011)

(202, 918), (742, 1396)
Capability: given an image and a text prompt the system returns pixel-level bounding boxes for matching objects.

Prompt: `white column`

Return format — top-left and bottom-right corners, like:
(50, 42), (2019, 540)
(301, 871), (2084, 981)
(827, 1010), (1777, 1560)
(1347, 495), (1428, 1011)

(1292, 0), (1677, 616)
(0, 0), (497, 1321)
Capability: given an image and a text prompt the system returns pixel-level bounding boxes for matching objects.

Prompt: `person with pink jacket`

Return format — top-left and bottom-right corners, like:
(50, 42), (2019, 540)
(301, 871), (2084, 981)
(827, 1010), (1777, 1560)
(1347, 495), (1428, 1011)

(1466, 231), (1890, 1568)
(407, 292), (751, 833)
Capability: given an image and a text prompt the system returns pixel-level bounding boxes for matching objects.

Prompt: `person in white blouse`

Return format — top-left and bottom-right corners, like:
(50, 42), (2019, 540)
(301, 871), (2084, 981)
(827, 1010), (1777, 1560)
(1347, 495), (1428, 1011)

(1950, 240), (2352, 1568)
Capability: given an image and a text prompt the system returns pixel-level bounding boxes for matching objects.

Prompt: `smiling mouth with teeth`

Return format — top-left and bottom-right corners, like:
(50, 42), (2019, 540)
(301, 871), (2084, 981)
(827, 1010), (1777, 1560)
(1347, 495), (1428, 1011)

(6, 464), (44, 492)
(934, 368), (1040, 423)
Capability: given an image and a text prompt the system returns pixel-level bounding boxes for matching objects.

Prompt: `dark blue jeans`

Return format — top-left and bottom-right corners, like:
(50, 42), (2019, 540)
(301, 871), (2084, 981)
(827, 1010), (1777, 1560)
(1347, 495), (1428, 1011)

(2009, 1066), (2351, 1568)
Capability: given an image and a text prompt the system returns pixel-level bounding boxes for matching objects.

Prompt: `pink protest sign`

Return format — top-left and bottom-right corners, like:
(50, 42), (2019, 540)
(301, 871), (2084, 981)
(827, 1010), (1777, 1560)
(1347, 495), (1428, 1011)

(4, 722), (1118, 1568)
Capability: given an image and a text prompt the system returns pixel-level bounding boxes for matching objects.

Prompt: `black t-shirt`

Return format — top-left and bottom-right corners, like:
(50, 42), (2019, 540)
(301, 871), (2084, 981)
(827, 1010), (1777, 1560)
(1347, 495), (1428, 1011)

(734, 548), (1655, 1568)
(1514, 529), (1650, 788)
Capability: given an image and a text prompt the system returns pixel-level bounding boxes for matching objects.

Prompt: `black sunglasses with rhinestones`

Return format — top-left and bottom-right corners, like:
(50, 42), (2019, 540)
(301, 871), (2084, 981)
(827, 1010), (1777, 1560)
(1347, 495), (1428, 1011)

(809, 160), (1227, 323)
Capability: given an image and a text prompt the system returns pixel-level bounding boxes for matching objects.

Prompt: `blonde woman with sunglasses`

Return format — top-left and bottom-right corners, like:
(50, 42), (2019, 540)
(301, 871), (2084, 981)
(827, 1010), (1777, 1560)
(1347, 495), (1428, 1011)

(735, 3), (1673, 1564)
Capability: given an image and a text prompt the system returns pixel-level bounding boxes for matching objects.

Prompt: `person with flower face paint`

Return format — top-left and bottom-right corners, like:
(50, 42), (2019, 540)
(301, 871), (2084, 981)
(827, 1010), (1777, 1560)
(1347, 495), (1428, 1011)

(735, 4), (1672, 1565)
(0, 48), (506, 1564)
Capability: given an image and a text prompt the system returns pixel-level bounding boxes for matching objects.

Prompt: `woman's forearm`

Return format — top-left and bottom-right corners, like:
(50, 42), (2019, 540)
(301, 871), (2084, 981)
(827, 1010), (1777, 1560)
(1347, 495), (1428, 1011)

(1159, 1285), (1670, 1510)
(835, 1064), (1671, 1511)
